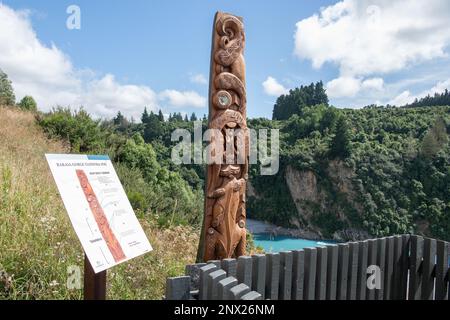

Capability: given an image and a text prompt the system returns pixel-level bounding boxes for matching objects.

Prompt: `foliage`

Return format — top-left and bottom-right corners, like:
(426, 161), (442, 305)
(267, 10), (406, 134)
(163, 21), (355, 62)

(272, 81), (328, 120)
(250, 103), (450, 241)
(0, 69), (15, 106)
(37, 107), (203, 226)
(328, 114), (352, 159)
(0, 108), (199, 299)
(404, 89), (450, 108)
(17, 96), (37, 112)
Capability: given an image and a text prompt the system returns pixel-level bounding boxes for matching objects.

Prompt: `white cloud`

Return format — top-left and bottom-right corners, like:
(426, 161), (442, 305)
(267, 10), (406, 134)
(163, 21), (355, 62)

(159, 90), (206, 108)
(429, 79), (450, 94)
(361, 78), (384, 91)
(189, 73), (208, 85)
(295, 0), (450, 98)
(295, 0), (450, 76)
(388, 90), (414, 106)
(388, 78), (450, 105)
(0, 4), (205, 119)
(326, 77), (361, 98)
(79, 74), (158, 119)
(262, 76), (289, 96)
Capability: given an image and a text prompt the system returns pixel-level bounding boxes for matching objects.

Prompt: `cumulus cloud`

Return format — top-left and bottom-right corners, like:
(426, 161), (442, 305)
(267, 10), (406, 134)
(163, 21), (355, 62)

(294, 0), (450, 98)
(78, 74), (158, 119)
(0, 4), (205, 119)
(159, 90), (206, 108)
(326, 77), (361, 98)
(388, 78), (450, 105)
(361, 78), (384, 91)
(189, 73), (208, 85)
(388, 90), (414, 106)
(262, 76), (289, 96)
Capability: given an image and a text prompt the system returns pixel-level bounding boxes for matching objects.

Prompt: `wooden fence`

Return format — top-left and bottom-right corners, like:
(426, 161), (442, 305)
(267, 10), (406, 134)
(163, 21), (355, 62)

(165, 235), (449, 300)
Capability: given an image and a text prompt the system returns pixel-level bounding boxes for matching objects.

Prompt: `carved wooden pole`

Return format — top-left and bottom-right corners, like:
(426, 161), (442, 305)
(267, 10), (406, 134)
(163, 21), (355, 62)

(197, 12), (248, 262)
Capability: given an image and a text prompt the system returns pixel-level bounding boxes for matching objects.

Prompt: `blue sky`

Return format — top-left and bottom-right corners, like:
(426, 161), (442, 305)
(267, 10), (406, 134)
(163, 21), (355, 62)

(1, 0), (450, 119)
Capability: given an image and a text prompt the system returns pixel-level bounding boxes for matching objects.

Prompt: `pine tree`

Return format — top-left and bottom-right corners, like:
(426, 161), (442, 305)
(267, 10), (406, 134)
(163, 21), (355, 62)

(190, 112), (198, 121)
(158, 110), (164, 121)
(141, 107), (149, 124)
(272, 81), (329, 120)
(329, 115), (351, 159)
(0, 69), (15, 106)
(114, 111), (124, 126)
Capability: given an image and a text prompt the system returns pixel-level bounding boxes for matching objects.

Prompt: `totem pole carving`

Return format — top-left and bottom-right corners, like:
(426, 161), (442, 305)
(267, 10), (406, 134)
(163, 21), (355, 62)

(199, 12), (248, 262)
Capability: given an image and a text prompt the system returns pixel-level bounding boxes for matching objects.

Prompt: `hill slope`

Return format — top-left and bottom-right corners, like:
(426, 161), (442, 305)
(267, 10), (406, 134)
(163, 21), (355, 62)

(0, 107), (199, 299)
(248, 106), (450, 241)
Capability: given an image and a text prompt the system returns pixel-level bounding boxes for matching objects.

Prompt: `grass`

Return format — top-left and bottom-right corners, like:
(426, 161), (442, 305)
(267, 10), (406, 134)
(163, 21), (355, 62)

(0, 106), (199, 299)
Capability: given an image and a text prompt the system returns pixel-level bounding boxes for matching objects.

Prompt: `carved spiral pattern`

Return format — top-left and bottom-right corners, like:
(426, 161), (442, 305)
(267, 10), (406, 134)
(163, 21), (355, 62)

(201, 12), (248, 262)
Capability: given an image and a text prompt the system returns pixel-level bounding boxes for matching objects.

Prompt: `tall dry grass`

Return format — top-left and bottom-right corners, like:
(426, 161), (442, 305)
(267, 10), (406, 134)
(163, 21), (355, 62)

(0, 107), (199, 299)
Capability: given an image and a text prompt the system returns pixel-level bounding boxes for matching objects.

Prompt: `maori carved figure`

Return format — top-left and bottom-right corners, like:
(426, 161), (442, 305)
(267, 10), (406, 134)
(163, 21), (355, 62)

(200, 12), (248, 261)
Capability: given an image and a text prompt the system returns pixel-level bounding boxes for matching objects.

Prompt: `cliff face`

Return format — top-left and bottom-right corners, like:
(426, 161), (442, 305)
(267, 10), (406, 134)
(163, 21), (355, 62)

(284, 161), (369, 241)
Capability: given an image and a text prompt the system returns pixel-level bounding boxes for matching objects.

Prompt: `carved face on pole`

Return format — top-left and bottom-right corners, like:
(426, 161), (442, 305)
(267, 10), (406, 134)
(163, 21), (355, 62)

(200, 12), (248, 261)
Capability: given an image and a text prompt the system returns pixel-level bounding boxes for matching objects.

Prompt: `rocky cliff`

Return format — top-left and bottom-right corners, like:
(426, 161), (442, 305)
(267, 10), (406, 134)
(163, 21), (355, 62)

(282, 161), (370, 241)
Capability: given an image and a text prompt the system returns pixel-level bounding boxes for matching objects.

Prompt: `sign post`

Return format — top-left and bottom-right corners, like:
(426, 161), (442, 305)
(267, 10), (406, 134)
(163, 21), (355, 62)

(84, 254), (106, 300)
(46, 154), (153, 299)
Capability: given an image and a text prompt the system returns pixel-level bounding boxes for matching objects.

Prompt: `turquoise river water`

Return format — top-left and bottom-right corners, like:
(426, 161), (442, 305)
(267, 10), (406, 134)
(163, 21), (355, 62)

(253, 233), (336, 252)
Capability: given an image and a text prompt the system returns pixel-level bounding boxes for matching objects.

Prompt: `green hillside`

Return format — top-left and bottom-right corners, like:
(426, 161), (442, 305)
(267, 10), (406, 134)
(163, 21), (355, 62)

(0, 107), (200, 299)
(248, 105), (450, 241)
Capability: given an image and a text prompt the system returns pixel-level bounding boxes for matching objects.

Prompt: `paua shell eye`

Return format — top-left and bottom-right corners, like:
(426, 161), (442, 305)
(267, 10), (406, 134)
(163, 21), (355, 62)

(219, 94), (229, 106)
(214, 90), (232, 109)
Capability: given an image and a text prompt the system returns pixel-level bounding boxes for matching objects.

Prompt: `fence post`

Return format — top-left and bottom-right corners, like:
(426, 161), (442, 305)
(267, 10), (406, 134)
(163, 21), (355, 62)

(292, 249), (305, 300)
(408, 235), (424, 300)
(435, 240), (449, 300)
(421, 238), (437, 300)
(165, 276), (191, 300)
(252, 254), (266, 299)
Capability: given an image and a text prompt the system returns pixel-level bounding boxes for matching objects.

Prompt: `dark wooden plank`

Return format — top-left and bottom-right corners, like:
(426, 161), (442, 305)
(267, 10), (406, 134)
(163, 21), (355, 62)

(392, 236), (403, 299)
(199, 263), (218, 300)
(315, 246), (328, 300)
(229, 283), (251, 300)
(251, 254), (266, 299)
(241, 291), (262, 300)
(165, 276), (190, 300)
(326, 245), (339, 300)
(207, 260), (221, 269)
(303, 247), (317, 300)
(237, 256), (252, 288)
(435, 240), (449, 300)
(208, 269), (227, 300)
(421, 237), (436, 300)
(221, 258), (237, 278)
(375, 238), (386, 300)
(383, 236), (395, 300)
(337, 243), (349, 300)
(347, 242), (359, 300)
(279, 251), (293, 300)
(265, 252), (280, 300)
(366, 239), (377, 300)
(218, 276), (238, 300)
(356, 240), (368, 300)
(408, 235), (424, 300)
(292, 249), (305, 300)
(400, 234), (410, 300)
(185, 263), (206, 291)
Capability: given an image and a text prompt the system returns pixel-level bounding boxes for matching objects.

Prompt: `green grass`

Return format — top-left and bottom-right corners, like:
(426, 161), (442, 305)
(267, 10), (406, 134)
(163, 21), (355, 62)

(0, 107), (199, 299)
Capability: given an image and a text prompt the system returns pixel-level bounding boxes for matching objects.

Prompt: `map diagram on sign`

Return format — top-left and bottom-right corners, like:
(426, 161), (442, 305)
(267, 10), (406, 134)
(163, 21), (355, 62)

(46, 154), (153, 273)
